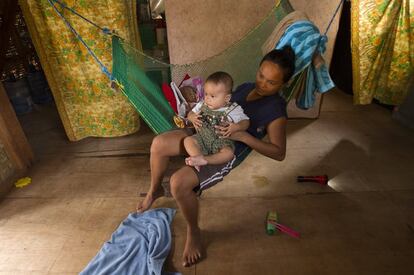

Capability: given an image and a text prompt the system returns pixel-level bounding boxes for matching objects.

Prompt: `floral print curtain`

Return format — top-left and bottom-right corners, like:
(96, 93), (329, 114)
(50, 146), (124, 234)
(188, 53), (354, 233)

(351, 0), (413, 105)
(20, 0), (142, 140)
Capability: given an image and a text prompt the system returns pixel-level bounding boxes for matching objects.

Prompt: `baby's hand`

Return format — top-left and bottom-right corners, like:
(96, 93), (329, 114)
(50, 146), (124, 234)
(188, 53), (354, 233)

(188, 112), (202, 130)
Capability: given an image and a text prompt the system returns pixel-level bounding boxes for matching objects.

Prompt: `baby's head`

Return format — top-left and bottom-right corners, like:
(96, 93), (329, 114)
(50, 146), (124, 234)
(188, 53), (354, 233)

(179, 86), (198, 104)
(179, 85), (198, 114)
(204, 71), (233, 110)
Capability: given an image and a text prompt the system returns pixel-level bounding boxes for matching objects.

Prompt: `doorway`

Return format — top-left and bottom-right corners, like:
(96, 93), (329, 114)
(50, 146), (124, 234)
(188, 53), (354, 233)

(329, 0), (353, 95)
(0, 2), (64, 161)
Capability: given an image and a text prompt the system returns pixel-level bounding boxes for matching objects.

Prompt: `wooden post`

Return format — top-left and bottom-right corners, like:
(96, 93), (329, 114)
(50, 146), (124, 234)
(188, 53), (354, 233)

(0, 82), (33, 170)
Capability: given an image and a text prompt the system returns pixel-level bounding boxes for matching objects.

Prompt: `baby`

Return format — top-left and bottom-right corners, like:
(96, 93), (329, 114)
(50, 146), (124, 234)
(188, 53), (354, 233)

(184, 71), (249, 170)
(179, 85), (198, 114)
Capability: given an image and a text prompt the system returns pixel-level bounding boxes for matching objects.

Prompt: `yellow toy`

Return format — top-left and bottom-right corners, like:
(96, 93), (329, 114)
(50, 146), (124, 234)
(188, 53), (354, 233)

(15, 177), (32, 188)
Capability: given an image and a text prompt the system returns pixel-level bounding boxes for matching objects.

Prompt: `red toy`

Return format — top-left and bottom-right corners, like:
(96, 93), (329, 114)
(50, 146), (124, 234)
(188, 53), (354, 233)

(297, 175), (328, 185)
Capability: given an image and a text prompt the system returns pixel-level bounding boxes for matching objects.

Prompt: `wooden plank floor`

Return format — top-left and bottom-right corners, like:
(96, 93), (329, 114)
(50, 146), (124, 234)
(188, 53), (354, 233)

(1, 89), (414, 274)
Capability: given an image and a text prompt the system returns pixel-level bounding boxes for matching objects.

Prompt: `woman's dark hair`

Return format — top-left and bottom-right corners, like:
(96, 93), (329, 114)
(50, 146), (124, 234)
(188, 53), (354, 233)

(260, 46), (295, 83)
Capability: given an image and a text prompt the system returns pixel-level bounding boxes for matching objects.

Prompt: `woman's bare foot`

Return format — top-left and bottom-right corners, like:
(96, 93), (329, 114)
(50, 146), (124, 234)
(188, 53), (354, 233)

(182, 227), (203, 267)
(136, 187), (164, 213)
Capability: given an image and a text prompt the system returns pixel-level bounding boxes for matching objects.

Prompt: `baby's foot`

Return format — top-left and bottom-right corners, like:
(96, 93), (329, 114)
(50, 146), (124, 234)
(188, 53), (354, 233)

(185, 159), (200, 171)
(185, 155), (208, 168)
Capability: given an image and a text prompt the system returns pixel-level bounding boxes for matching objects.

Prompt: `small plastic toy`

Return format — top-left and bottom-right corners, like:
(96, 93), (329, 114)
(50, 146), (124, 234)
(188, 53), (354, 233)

(266, 211), (278, 235)
(266, 211), (300, 238)
(173, 115), (192, 129)
(15, 177), (32, 188)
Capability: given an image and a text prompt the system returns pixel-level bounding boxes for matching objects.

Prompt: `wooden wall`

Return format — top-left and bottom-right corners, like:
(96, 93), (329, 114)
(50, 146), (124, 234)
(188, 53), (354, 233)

(165, 0), (343, 118)
(0, 83), (33, 197)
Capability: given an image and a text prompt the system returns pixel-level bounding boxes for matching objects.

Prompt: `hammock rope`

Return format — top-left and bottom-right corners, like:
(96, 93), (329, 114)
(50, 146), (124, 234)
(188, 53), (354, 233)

(51, 0), (114, 35)
(49, 0), (344, 70)
(47, 0), (177, 134)
(47, 0), (114, 81)
(48, 0), (284, 67)
(324, 0), (345, 36)
(46, 0), (343, 136)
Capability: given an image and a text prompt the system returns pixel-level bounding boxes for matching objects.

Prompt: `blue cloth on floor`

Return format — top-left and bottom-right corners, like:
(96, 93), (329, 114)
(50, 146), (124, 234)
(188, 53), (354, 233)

(276, 20), (335, 109)
(80, 208), (180, 275)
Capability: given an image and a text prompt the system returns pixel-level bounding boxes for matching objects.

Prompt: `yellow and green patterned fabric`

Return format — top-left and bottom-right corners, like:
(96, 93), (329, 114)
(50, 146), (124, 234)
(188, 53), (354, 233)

(20, 0), (294, 139)
(351, 0), (413, 105)
(20, 0), (142, 141)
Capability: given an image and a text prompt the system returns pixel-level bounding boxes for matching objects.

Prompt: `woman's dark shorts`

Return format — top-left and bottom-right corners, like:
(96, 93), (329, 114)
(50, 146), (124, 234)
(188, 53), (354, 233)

(192, 156), (236, 194)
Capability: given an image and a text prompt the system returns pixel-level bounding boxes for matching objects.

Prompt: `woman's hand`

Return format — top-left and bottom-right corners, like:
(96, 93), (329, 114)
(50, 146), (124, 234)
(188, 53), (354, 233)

(227, 130), (249, 142)
(215, 123), (239, 138)
(215, 124), (248, 141)
(187, 111), (202, 130)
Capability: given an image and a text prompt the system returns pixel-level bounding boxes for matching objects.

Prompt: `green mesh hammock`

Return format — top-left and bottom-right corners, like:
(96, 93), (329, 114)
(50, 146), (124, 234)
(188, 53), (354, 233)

(48, 0), (292, 135)
(111, 36), (176, 134)
(112, 0), (292, 134)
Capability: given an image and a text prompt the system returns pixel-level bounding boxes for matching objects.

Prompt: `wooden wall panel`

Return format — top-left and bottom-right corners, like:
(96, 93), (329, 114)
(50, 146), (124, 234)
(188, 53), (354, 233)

(165, 0), (343, 118)
(0, 82), (33, 196)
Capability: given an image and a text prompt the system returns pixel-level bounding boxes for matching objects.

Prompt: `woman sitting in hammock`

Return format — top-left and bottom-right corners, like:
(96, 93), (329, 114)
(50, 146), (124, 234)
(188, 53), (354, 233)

(137, 46), (295, 267)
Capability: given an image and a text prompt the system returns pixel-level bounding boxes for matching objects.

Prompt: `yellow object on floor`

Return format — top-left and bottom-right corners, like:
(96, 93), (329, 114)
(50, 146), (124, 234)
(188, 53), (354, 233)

(15, 177), (32, 188)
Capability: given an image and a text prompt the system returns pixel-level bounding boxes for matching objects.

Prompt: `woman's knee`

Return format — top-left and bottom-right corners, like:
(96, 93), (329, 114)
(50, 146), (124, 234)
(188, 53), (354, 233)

(183, 136), (190, 147)
(150, 130), (188, 156)
(183, 136), (196, 149)
(170, 174), (187, 199)
(150, 134), (167, 155)
(170, 168), (198, 199)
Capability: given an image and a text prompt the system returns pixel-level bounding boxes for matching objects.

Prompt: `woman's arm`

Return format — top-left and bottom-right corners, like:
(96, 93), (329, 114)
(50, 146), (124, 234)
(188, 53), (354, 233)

(237, 119), (250, 131)
(226, 117), (287, 161)
(219, 119), (250, 137)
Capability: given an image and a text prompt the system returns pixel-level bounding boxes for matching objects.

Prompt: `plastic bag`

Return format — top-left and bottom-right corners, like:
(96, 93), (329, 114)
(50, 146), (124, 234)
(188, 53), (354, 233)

(170, 76), (204, 117)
